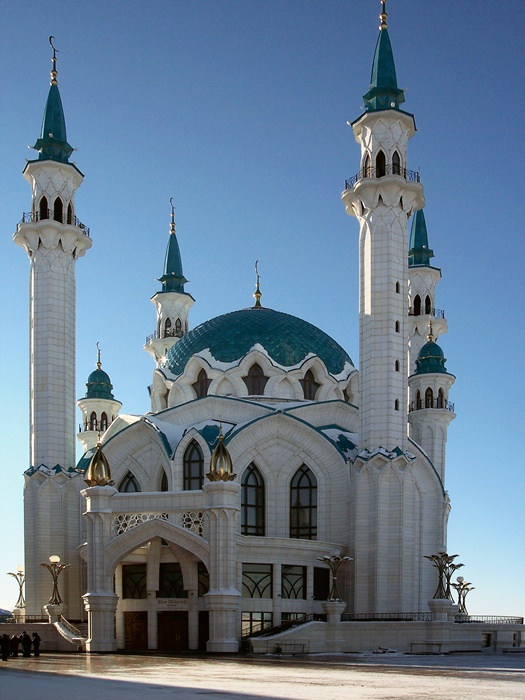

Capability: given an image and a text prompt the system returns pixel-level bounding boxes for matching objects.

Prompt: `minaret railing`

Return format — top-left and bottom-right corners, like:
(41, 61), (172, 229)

(409, 399), (455, 413)
(408, 307), (445, 319)
(345, 166), (420, 190)
(18, 210), (90, 237)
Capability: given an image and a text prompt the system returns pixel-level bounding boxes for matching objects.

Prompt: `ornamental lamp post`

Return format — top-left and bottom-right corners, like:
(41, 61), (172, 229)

(40, 555), (70, 605)
(7, 566), (25, 609)
(317, 554), (352, 602)
(452, 576), (475, 615)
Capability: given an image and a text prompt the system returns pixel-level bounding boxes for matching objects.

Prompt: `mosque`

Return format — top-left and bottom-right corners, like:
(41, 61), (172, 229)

(12, 4), (523, 654)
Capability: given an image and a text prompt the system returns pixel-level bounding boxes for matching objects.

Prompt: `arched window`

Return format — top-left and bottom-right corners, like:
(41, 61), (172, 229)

(164, 317), (172, 337)
(395, 281), (400, 294)
(100, 412), (108, 431)
(363, 153), (371, 178)
(392, 150), (401, 175)
(175, 318), (182, 336)
(425, 387), (434, 408)
(413, 294), (421, 316)
(119, 472), (141, 493)
(395, 320), (400, 333)
(290, 465), (317, 540)
(67, 202), (73, 225)
(39, 196), (48, 220)
(192, 369), (211, 398)
(241, 463), (265, 536)
(425, 295), (432, 315)
(183, 440), (204, 490)
(160, 470), (169, 492)
(376, 150), (386, 177)
(395, 360), (400, 372)
(53, 197), (63, 223)
(437, 388), (445, 409)
(416, 389), (422, 410)
(300, 369), (320, 401)
(242, 363), (268, 396)
(89, 411), (97, 431)
(394, 399), (399, 411)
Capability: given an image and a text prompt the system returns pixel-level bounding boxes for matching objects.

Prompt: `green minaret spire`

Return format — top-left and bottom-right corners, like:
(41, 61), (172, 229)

(32, 37), (74, 164)
(363, 1), (405, 112)
(409, 209), (434, 267)
(158, 198), (188, 293)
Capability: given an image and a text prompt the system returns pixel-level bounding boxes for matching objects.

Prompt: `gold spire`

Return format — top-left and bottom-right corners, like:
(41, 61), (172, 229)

(253, 260), (262, 308)
(96, 341), (102, 370)
(84, 436), (114, 487)
(169, 197), (176, 235)
(49, 36), (58, 85)
(379, 0), (388, 30)
(427, 318), (434, 342)
(206, 425), (236, 482)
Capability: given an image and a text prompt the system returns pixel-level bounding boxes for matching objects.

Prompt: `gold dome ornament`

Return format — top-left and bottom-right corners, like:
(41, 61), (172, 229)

(206, 429), (236, 482)
(84, 437), (114, 487)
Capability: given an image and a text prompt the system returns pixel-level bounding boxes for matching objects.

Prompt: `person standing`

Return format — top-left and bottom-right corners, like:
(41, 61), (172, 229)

(1, 634), (10, 661)
(9, 634), (19, 657)
(31, 632), (41, 657)
(20, 631), (32, 657)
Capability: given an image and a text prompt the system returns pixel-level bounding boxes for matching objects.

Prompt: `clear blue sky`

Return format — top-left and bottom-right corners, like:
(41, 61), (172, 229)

(1, 0), (523, 616)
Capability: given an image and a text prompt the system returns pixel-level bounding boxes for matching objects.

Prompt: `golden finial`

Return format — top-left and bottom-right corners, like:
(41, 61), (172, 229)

(49, 36), (59, 85)
(379, 0), (388, 30)
(96, 342), (102, 369)
(427, 318), (434, 342)
(84, 436), (114, 487)
(253, 260), (262, 308)
(206, 424), (236, 482)
(169, 197), (176, 235)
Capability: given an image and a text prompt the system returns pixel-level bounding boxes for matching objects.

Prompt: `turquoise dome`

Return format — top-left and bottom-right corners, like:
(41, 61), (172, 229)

(84, 368), (115, 400)
(415, 340), (448, 375)
(166, 307), (353, 377)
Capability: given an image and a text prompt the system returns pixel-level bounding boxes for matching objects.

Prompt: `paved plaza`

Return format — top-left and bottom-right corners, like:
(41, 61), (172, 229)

(1, 652), (525, 699)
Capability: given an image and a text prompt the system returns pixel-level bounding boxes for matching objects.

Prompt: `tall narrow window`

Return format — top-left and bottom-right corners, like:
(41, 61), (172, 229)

(392, 150), (401, 175)
(119, 472), (141, 492)
(67, 202), (73, 225)
(183, 440), (204, 490)
(160, 470), (169, 491)
(300, 370), (320, 401)
(164, 317), (172, 337)
(100, 412), (108, 431)
(281, 565), (306, 600)
(395, 281), (400, 293)
(376, 150), (386, 177)
(175, 318), (182, 336)
(363, 153), (371, 178)
(192, 369), (211, 398)
(39, 196), (48, 220)
(89, 411), (97, 431)
(53, 197), (63, 223)
(242, 364), (268, 396)
(290, 464), (317, 540)
(241, 464), (265, 536)
(395, 360), (400, 372)
(437, 388), (445, 409)
(394, 399), (399, 411)
(425, 387), (434, 408)
(413, 295), (421, 316)
(416, 390), (422, 410)
(425, 295), (432, 315)
(395, 320), (400, 333)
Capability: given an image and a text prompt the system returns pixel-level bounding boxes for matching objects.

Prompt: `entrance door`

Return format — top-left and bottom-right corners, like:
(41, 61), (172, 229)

(124, 611), (148, 650)
(158, 611), (189, 651)
(198, 611), (209, 652)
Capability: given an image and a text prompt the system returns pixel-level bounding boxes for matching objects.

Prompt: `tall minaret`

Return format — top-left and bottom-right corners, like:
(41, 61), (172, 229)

(144, 199), (194, 372)
(14, 39), (91, 616)
(342, 2), (424, 451)
(407, 209), (448, 374)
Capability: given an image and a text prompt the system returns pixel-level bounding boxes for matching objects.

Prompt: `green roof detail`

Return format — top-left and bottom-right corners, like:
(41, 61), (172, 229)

(409, 209), (434, 266)
(32, 81), (74, 163)
(363, 25), (405, 112)
(415, 339), (449, 375)
(158, 203), (189, 293)
(84, 367), (115, 400)
(166, 307), (353, 377)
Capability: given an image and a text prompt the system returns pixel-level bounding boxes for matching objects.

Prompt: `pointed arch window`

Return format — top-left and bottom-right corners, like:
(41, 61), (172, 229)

(175, 318), (182, 336)
(39, 196), (48, 221)
(183, 440), (204, 490)
(425, 295), (432, 315)
(395, 320), (400, 333)
(363, 153), (371, 178)
(300, 369), (320, 401)
(53, 197), (63, 223)
(413, 295), (422, 316)
(395, 281), (400, 294)
(119, 471), (141, 493)
(395, 360), (400, 372)
(392, 150), (401, 175)
(67, 202), (73, 225)
(437, 388), (445, 409)
(100, 412), (108, 431)
(242, 363), (269, 396)
(425, 387), (434, 408)
(290, 464), (317, 540)
(241, 463), (265, 536)
(376, 150), (386, 178)
(88, 411), (97, 431)
(164, 317), (172, 338)
(394, 399), (400, 411)
(160, 470), (169, 492)
(416, 389), (422, 410)
(192, 369), (211, 398)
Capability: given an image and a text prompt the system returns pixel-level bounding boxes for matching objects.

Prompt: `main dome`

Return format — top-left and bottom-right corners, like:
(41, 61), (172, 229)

(166, 307), (353, 377)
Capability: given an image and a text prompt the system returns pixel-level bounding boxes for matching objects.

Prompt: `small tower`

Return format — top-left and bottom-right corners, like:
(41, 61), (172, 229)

(144, 199), (195, 368)
(14, 39), (91, 617)
(408, 324), (456, 482)
(77, 345), (122, 452)
(408, 209), (448, 374)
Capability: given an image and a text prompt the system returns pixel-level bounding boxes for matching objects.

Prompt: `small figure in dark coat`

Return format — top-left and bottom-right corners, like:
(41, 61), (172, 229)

(31, 632), (41, 657)
(1, 634), (10, 661)
(10, 634), (19, 657)
(20, 631), (32, 657)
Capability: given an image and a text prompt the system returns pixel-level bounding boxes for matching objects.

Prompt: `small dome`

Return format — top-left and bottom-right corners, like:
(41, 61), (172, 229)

(166, 307), (354, 377)
(415, 340), (448, 375)
(85, 368), (115, 400)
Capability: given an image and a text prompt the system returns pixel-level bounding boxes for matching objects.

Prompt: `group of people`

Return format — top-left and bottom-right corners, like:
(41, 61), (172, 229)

(0, 631), (41, 660)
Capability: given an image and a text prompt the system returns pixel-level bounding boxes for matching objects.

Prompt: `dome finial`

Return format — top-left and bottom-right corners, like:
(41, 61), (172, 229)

(169, 197), (176, 236)
(253, 260), (262, 308)
(49, 36), (59, 85)
(379, 0), (388, 30)
(96, 341), (102, 369)
(427, 318), (434, 343)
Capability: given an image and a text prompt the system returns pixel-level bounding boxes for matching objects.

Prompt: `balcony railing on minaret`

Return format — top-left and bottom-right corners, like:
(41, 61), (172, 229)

(344, 166), (421, 191)
(145, 328), (184, 345)
(18, 210), (90, 237)
(409, 399), (455, 413)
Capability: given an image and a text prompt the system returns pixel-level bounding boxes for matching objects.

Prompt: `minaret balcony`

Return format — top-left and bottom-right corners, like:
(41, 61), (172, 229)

(344, 166), (420, 191)
(79, 421), (108, 433)
(409, 399), (455, 412)
(18, 210), (90, 237)
(408, 307), (445, 319)
(145, 328), (184, 345)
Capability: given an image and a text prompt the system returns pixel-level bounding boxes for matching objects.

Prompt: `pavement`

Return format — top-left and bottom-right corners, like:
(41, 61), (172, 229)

(1, 651), (525, 699)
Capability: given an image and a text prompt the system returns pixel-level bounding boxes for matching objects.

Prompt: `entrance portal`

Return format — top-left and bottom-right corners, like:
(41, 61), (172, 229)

(124, 611), (148, 650)
(158, 611), (189, 651)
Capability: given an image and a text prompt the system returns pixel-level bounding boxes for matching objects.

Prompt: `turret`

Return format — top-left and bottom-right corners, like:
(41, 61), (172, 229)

(144, 199), (195, 373)
(408, 209), (448, 373)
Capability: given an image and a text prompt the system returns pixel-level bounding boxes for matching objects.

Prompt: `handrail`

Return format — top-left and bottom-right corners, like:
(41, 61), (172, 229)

(408, 307), (445, 319)
(345, 166), (420, 190)
(57, 615), (85, 638)
(18, 210), (90, 237)
(409, 399), (455, 412)
(342, 612), (432, 622)
(454, 614), (524, 625)
(145, 329), (184, 344)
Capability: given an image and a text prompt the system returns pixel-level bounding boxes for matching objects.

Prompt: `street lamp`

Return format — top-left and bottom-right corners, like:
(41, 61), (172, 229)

(7, 566), (25, 608)
(40, 555), (70, 605)
(317, 554), (352, 602)
(424, 552), (464, 600)
(452, 576), (475, 614)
